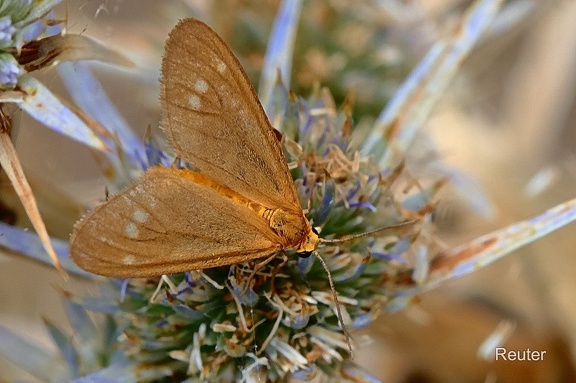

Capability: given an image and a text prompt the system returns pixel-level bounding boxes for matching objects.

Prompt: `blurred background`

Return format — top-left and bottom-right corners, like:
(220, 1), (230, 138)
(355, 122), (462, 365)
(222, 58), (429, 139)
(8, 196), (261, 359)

(1, 0), (576, 381)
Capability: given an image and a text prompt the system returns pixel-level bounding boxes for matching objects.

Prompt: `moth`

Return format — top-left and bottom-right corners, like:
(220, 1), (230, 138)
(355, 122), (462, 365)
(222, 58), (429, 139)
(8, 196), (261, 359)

(70, 18), (325, 276)
(70, 18), (413, 352)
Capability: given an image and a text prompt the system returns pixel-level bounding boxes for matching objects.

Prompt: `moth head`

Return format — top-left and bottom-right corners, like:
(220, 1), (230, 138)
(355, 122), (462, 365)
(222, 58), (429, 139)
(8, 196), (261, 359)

(296, 225), (319, 256)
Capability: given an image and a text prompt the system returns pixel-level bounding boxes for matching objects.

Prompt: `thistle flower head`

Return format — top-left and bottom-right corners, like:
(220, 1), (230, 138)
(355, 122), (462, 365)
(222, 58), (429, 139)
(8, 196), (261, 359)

(101, 79), (428, 383)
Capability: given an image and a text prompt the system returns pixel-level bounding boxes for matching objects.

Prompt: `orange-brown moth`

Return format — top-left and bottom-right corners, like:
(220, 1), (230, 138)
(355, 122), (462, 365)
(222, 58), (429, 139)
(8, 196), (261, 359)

(70, 18), (323, 277)
(70, 18), (414, 353)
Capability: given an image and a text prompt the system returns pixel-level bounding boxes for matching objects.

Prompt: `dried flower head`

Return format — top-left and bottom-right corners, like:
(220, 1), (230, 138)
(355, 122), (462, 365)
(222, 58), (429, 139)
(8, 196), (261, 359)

(100, 80), (430, 382)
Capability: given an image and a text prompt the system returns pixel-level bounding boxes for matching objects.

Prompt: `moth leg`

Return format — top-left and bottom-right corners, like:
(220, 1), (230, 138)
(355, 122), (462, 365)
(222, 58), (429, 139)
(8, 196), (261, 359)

(239, 253), (278, 296)
(269, 252), (288, 296)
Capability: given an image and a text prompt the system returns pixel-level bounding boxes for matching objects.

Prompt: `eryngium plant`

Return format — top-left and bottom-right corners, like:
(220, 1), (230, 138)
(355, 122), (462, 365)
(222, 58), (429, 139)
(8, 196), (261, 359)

(105, 86), (430, 382)
(3, 1), (576, 382)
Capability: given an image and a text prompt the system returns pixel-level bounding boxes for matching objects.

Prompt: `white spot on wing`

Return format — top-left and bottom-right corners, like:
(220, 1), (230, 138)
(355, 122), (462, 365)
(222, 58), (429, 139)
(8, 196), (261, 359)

(188, 94), (202, 110)
(194, 79), (208, 94)
(216, 61), (226, 73)
(98, 236), (115, 246)
(123, 254), (136, 265)
(133, 209), (149, 223)
(125, 222), (139, 238)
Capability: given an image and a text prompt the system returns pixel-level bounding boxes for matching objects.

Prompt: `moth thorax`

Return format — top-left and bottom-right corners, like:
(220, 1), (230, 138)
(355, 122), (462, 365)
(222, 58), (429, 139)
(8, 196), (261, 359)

(266, 208), (314, 249)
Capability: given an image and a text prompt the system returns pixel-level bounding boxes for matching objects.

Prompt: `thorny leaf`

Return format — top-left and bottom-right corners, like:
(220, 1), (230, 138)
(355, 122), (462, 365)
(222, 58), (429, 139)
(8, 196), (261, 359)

(0, 106), (64, 274)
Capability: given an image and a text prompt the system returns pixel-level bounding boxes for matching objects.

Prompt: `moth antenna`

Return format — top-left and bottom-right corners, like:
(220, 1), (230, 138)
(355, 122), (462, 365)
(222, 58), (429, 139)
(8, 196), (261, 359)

(319, 219), (418, 245)
(314, 251), (354, 357)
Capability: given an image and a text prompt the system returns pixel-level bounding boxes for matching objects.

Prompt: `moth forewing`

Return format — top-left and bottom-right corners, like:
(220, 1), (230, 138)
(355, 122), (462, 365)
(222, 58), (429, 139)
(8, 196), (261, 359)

(160, 19), (301, 212)
(70, 167), (283, 277)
